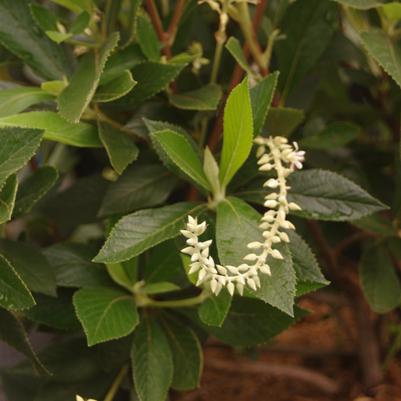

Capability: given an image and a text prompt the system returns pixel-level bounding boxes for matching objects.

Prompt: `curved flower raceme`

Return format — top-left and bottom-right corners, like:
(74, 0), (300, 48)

(181, 136), (305, 296)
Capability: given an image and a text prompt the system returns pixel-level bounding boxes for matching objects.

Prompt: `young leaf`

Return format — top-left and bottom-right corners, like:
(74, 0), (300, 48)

(287, 169), (388, 221)
(361, 30), (401, 89)
(93, 203), (206, 263)
(131, 318), (173, 401)
(98, 122), (139, 175)
(106, 258), (138, 291)
(359, 244), (401, 313)
(198, 290), (232, 327)
(219, 77), (253, 188)
(151, 129), (210, 190)
(216, 197), (296, 316)
(250, 72), (279, 136)
(58, 32), (120, 123)
(73, 287), (139, 346)
(14, 166), (58, 216)
(225, 37), (252, 74)
(0, 111), (101, 148)
(0, 87), (53, 118)
(265, 107), (305, 137)
(0, 254), (35, 311)
(287, 231), (329, 296)
(99, 164), (178, 216)
(0, 174), (18, 224)
(94, 70), (137, 102)
(0, 239), (57, 296)
(0, 127), (42, 187)
(205, 297), (304, 347)
(137, 15), (161, 61)
(169, 84), (222, 111)
(161, 316), (203, 390)
(0, 308), (48, 374)
(203, 147), (221, 196)
(0, 0), (69, 80)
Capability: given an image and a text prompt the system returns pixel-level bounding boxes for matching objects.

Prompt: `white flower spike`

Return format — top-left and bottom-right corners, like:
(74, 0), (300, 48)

(181, 136), (304, 296)
(76, 395), (97, 401)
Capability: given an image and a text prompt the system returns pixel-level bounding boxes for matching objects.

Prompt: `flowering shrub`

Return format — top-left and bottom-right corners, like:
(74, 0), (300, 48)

(0, 0), (400, 400)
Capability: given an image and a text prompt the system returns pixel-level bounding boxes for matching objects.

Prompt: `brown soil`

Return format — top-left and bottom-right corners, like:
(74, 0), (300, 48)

(174, 298), (401, 401)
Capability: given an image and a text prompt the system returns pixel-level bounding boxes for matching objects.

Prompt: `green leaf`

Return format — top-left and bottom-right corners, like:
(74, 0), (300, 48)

(0, 239), (57, 296)
(131, 318), (173, 401)
(41, 79), (67, 96)
(300, 122), (359, 149)
(0, 254), (35, 311)
(0, 127), (42, 187)
(250, 72), (279, 136)
(94, 70), (137, 102)
(151, 129), (210, 190)
(352, 214), (397, 237)
(106, 258), (138, 291)
(44, 243), (111, 288)
(50, 0), (93, 13)
(0, 0), (69, 80)
(142, 282), (180, 294)
(205, 297), (304, 347)
(161, 316), (203, 390)
(14, 166), (58, 216)
(73, 287), (139, 346)
(203, 147), (221, 196)
(30, 3), (58, 32)
(169, 84), (222, 111)
(0, 174), (18, 224)
(0, 87), (53, 118)
(287, 231), (329, 296)
(331, 0), (383, 9)
(0, 308), (48, 374)
(381, 2), (401, 22)
(94, 202), (206, 264)
(198, 290), (232, 327)
(361, 30), (401, 89)
(111, 61), (186, 109)
(265, 107), (305, 137)
(359, 244), (401, 313)
(70, 11), (90, 34)
(99, 164), (178, 217)
(225, 37), (251, 74)
(46, 30), (72, 44)
(219, 78), (253, 188)
(58, 32), (120, 123)
(277, 0), (337, 99)
(287, 169), (388, 221)
(137, 15), (160, 61)
(0, 111), (101, 147)
(98, 122), (139, 175)
(216, 197), (296, 316)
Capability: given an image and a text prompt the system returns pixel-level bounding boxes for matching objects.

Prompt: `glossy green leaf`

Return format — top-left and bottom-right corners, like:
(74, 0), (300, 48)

(169, 84), (222, 111)
(265, 107), (305, 137)
(225, 37), (251, 74)
(161, 316), (203, 390)
(152, 129), (210, 190)
(74, 287), (139, 346)
(131, 318), (173, 401)
(106, 258), (138, 291)
(198, 290), (232, 327)
(0, 127), (43, 187)
(94, 70), (137, 102)
(206, 297), (304, 347)
(219, 78), (253, 187)
(0, 111), (101, 147)
(0, 0), (69, 80)
(216, 197), (296, 315)
(137, 15), (160, 61)
(300, 122), (359, 149)
(287, 231), (329, 296)
(0, 239), (56, 296)
(98, 122), (139, 175)
(0, 87), (53, 118)
(288, 169), (388, 221)
(94, 202), (206, 263)
(361, 30), (401, 89)
(0, 254), (35, 311)
(99, 164), (178, 216)
(0, 174), (18, 224)
(359, 244), (401, 313)
(250, 72), (279, 136)
(14, 166), (58, 216)
(58, 32), (120, 123)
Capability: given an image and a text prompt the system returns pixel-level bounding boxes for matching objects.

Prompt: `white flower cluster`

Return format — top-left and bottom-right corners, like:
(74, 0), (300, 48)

(181, 136), (305, 296)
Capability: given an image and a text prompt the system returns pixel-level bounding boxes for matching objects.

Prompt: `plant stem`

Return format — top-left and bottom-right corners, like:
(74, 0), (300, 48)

(210, 40), (224, 84)
(103, 365), (128, 401)
(139, 291), (208, 308)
